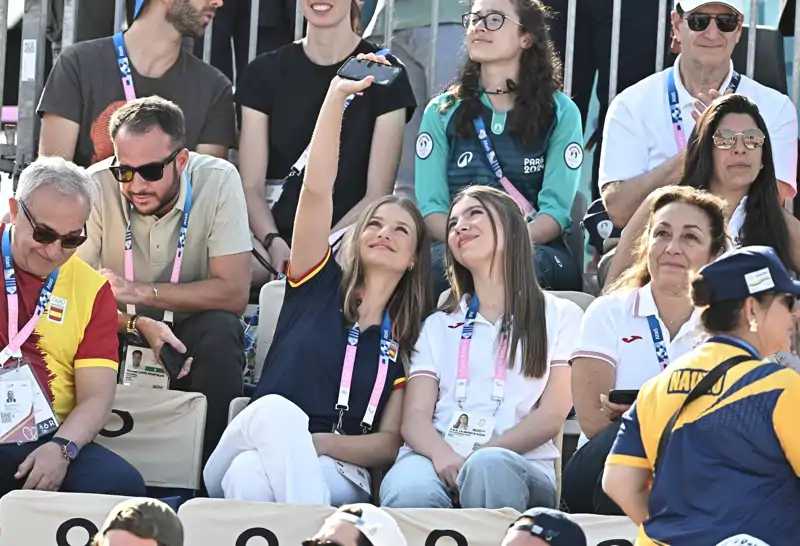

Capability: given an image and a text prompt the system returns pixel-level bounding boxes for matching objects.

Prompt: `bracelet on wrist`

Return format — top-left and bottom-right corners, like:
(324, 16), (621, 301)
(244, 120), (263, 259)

(262, 233), (280, 252)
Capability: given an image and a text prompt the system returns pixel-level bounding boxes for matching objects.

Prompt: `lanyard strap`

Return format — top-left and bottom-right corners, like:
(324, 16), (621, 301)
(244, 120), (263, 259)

(472, 117), (536, 219)
(124, 174), (193, 323)
(336, 309), (392, 433)
(667, 67), (740, 151)
(455, 294), (509, 409)
(287, 49), (390, 180)
(0, 227), (59, 367)
(112, 32), (137, 102)
(646, 315), (670, 371)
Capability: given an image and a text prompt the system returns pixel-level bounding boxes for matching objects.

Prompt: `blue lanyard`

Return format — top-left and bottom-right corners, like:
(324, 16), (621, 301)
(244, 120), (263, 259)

(472, 117), (536, 220)
(667, 67), (740, 151)
(0, 227), (59, 366)
(112, 32), (137, 102)
(646, 315), (671, 371)
(707, 334), (760, 360)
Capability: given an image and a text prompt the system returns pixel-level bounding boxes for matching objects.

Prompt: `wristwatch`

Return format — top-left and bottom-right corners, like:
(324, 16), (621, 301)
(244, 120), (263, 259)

(262, 233), (280, 252)
(50, 437), (80, 462)
(126, 314), (143, 344)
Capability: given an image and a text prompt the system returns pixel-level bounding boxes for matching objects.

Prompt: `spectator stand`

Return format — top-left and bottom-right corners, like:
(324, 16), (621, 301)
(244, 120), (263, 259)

(0, 489), (639, 545)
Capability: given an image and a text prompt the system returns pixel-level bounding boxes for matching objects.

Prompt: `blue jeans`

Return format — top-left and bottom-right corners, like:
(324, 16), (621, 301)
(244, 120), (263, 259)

(379, 448), (556, 511)
(430, 239), (582, 298)
(0, 434), (146, 497)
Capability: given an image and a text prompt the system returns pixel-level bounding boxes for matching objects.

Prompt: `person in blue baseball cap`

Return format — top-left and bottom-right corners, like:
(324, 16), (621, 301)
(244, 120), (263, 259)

(602, 245), (800, 545)
(500, 508), (587, 546)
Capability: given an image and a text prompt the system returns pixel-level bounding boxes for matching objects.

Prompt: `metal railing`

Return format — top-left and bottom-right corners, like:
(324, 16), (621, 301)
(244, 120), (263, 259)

(0, 0), (796, 198)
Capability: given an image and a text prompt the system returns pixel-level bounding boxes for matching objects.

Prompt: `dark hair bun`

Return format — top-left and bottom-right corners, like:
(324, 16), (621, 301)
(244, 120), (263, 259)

(691, 275), (714, 307)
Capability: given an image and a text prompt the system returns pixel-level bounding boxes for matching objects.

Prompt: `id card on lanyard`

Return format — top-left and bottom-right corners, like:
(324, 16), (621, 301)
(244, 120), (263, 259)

(472, 117), (537, 222)
(446, 294), (507, 458)
(668, 67), (740, 151)
(646, 315), (670, 371)
(265, 49), (391, 208)
(0, 227), (61, 442)
(332, 309), (395, 496)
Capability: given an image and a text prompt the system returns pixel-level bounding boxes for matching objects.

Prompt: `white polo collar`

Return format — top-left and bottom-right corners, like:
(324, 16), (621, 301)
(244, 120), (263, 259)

(672, 54), (736, 108)
(454, 293), (505, 328)
(632, 282), (702, 339)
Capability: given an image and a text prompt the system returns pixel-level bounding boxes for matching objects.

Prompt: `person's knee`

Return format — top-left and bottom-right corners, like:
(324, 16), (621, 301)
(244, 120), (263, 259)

(380, 459), (450, 509)
(246, 394), (309, 431)
(458, 447), (526, 509)
(460, 447), (515, 479)
(95, 455), (147, 497)
(222, 450), (267, 500)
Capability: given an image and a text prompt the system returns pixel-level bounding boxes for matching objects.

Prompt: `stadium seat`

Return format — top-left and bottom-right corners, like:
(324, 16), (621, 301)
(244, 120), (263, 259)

(177, 498), (637, 544)
(255, 280), (287, 383)
(568, 192), (588, 274)
(0, 490), (127, 546)
(94, 386), (208, 490)
(549, 290), (595, 312)
(228, 396), (249, 423)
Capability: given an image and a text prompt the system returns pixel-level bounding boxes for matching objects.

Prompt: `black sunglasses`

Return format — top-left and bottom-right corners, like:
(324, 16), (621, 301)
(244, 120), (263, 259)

(109, 148), (181, 183)
(461, 11), (523, 31)
(779, 294), (797, 312)
(18, 200), (87, 249)
(685, 12), (740, 33)
(301, 540), (345, 546)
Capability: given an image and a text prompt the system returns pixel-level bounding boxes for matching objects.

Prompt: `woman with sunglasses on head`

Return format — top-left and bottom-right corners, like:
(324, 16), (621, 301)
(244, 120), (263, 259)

(204, 55), (432, 507)
(563, 186), (727, 516)
(604, 245), (800, 546)
(606, 94), (800, 286)
(236, 0), (417, 286)
(380, 186), (582, 511)
(415, 0), (584, 297)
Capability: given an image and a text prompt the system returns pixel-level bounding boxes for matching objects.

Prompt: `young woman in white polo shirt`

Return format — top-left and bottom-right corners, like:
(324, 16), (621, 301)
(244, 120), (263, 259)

(562, 186), (728, 515)
(379, 186), (583, 511)
(607, 94), (800, 286)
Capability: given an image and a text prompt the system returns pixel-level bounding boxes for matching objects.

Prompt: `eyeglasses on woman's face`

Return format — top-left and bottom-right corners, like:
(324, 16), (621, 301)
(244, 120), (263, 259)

(461, 11), (523, 31)
(712, 128), (765, 150)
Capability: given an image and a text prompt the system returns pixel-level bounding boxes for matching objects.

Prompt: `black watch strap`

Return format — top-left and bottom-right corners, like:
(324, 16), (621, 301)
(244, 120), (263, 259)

(262, 233), (280, 252)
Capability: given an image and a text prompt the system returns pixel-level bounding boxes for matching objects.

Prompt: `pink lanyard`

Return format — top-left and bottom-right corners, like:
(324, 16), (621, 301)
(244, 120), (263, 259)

(455, 295), (509, 413)
(0, 227), (59, 367)
(335, 310), (392, 434)
(123, 175), (192, 323)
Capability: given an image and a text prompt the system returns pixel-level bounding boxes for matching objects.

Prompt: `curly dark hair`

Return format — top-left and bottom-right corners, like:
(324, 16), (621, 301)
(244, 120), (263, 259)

(440, 0), (562, 146)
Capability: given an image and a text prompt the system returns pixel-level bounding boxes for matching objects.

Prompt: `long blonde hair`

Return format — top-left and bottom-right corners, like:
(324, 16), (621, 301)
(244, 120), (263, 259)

(338, 195), (433, 370)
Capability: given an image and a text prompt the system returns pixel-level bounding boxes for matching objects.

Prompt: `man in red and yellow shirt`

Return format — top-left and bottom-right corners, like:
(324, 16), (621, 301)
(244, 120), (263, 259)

(0, 157), (145, 497)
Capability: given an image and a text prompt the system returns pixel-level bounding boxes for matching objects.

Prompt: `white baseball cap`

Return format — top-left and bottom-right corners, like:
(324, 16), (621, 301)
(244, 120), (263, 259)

(716, 535), (770, 546)
(676, 0), (745, 14)
(324, 504), (407, 546)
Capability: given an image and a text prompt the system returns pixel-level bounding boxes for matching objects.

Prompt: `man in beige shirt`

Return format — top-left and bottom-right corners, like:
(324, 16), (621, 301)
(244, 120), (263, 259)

(79, 96), (251, 467)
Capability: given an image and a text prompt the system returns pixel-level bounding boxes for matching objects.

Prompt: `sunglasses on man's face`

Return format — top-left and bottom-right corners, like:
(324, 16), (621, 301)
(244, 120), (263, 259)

(301, 540), (345, 546)
(109, 148), (181, 183)
(685, 12), (740, 33)
(18, 200), (87, 249)
(712, 128), (765, 150)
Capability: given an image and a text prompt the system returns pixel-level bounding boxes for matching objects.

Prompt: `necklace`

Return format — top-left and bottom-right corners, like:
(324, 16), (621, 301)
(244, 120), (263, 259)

(665, 311), (693, 326)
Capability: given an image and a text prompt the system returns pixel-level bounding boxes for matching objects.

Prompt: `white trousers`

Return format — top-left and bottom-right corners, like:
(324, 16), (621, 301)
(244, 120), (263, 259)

(203, 395), (370, 506)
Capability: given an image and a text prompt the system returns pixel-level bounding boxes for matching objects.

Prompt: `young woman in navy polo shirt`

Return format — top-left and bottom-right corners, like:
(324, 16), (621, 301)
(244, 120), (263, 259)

(380, 186), (582, 511)
(204, 54), (432, 507)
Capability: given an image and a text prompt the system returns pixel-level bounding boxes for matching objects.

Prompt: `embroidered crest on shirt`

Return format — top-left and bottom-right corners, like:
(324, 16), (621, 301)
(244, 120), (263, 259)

(47, 297), (67, 324)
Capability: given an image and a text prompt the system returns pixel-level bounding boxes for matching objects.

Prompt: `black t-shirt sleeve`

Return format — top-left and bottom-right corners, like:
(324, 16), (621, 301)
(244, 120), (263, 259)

(198, 71), (236, 147)
(37, 43), (85, 123)
(234, 52), (279, 115)
(366, 51), (418, 122)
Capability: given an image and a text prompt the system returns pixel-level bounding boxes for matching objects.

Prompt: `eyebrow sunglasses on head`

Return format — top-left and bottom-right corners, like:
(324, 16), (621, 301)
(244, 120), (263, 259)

(685, 12), (740, 32)
(712, 128), (765, 150)
(17, 200), (87, 249)
(461, 11), (523, 31)
(109, 148), (182, 183)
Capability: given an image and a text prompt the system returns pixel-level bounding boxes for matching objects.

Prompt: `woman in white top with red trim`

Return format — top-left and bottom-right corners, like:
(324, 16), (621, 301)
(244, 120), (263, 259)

(562, 186), (728, 515)
(379, 186), (583, 511)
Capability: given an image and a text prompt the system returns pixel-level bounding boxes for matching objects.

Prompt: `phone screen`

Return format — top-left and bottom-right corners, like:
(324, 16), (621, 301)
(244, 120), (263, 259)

(338, 58), (400, 86)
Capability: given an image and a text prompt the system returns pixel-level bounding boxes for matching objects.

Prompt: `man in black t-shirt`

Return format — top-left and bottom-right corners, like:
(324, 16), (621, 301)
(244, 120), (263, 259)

(38, 0), (235, 168)
(236, 38), (416, 283)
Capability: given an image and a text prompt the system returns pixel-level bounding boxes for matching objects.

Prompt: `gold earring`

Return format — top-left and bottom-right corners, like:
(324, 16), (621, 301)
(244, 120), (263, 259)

(749, 318), (759, 333)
